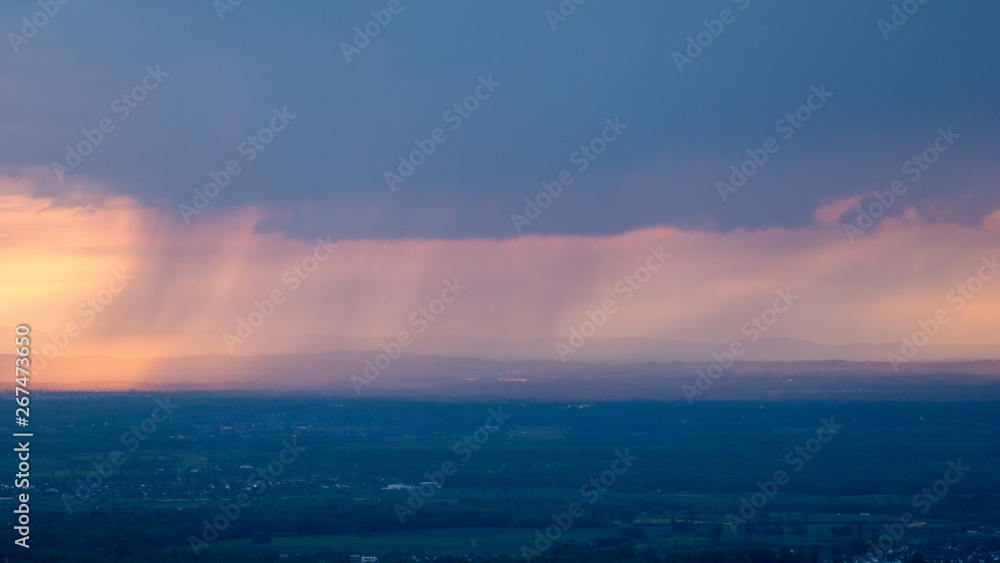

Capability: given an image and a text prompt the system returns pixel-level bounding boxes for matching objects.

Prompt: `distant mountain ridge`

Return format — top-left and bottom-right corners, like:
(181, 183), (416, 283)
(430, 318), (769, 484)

(403, 335), (998, 363)
(4, 336), (997, 398)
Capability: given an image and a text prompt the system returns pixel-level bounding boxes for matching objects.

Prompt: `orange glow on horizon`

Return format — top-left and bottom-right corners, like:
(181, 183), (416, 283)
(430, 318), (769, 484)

(3, 176), (1000, 388)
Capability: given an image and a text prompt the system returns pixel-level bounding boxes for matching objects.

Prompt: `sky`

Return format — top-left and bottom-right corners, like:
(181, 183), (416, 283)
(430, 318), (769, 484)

(1, 1), (998, 379)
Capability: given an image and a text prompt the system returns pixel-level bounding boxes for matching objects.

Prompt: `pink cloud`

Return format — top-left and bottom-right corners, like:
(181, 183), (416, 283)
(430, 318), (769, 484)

(3, 175), (999, 375)
(814, 194), (864, 225)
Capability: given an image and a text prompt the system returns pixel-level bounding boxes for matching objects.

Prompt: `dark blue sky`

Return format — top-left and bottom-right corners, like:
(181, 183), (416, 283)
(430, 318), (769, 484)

(3, 0), (998, 240)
